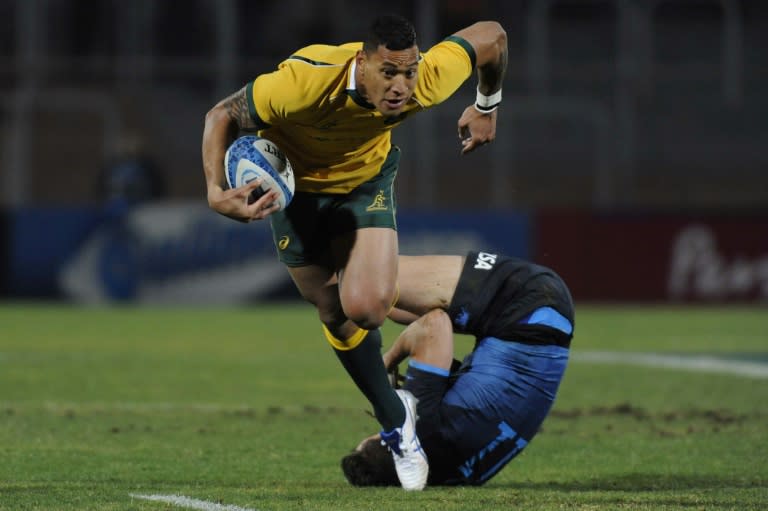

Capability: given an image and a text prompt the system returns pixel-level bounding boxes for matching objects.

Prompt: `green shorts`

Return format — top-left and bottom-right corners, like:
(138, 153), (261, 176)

(269, 146), (400, 267)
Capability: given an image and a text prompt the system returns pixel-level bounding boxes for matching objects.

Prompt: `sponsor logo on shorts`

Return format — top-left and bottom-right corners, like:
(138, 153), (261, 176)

(366, 190), (388, 212)
(278, 236), (290, 250)
(474, 252), (497, 270)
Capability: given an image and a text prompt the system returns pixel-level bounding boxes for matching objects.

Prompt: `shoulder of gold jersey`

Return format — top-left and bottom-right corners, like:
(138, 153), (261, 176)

(435, 36), (477, 70)
(251, 44), (354, 124)
(414, 36), (475, 107)
(285, 43), (358, 67)
(339, 42), (363, 52)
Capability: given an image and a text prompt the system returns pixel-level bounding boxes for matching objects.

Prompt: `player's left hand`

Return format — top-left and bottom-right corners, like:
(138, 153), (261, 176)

(457, 105), (497, 154)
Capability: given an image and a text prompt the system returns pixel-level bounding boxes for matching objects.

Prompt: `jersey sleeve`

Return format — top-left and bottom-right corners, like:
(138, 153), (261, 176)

(246, 60), (316, 129)
(415, 36), (476, 107)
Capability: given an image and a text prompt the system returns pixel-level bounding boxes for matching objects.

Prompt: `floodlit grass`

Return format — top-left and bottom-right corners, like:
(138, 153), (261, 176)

(0, 303), (766, 510)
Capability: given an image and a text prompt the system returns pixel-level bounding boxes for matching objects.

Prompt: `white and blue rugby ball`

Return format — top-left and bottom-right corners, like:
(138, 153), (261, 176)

(224, 135), (295, 211)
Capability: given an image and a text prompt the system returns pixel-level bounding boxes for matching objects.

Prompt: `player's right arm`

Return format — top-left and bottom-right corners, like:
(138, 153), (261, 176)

(202, 86), (280, 223)
(452, 21), (508, 154)
(382, 309), (455, 373)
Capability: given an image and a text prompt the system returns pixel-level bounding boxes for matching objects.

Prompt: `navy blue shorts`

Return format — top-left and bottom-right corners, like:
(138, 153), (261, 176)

(404, 312), (570, 484)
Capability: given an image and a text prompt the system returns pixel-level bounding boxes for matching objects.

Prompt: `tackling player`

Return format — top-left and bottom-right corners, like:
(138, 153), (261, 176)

(202, 15), (507, 490)
(341, 251), (574, 486)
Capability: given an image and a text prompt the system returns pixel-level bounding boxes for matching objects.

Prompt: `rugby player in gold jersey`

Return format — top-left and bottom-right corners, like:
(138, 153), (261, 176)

(202, 14), (507, 490)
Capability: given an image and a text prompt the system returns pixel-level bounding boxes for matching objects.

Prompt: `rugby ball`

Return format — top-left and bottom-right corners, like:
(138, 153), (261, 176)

(224, 135), (295, 210)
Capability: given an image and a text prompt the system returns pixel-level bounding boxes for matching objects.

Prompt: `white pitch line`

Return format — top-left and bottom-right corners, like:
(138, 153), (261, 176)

(130, 493), (258, 511)
(573, 351), (768, 379)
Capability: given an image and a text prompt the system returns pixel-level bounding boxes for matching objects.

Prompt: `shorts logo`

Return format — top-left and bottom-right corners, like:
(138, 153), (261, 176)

(366, 190), (388, 212)
(474, 252), (497, 270)
(278, 236), (290, 250)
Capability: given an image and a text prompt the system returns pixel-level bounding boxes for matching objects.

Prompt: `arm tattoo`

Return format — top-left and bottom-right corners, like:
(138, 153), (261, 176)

(224, 86), (257, 130)
(479, 46), (507, 94)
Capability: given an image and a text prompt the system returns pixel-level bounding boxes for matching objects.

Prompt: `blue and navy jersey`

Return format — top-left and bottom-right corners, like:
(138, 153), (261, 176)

(407, 251), (574, 485)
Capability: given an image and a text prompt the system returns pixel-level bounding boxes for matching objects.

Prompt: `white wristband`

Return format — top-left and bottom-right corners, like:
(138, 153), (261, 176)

(475, 87), (502, 113)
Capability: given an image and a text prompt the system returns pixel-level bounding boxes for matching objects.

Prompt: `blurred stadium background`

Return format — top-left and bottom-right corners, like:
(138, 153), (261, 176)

(0, 0), (766, 305)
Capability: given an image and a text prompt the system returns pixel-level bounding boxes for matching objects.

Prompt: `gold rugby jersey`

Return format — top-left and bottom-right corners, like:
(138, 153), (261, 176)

(247, 36), (476, 194)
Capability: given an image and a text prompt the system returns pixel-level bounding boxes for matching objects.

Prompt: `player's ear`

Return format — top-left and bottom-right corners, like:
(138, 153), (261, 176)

(356, 50), (369, 76)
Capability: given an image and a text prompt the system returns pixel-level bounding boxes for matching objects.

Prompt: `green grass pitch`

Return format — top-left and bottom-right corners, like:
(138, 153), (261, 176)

(0, 303), (766, 510)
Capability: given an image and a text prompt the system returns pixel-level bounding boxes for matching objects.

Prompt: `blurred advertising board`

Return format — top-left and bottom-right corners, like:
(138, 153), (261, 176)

(536, 210), (768, 303)
(5, 206), (103, 298)
(4, 203), (530, 304)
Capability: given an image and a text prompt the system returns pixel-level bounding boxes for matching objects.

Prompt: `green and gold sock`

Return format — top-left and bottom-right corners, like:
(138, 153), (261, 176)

(324, 326), (405, 431)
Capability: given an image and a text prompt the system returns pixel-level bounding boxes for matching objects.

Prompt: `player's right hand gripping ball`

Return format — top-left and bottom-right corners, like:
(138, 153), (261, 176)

(225, 135), (295, 210)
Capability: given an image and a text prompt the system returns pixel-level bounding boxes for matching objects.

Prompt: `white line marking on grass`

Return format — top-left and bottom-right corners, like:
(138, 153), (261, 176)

(130, 494), (258, 511)
(574, 351), (768, 379)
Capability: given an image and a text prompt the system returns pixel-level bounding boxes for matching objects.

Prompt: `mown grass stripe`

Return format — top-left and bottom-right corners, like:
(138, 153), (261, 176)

(574, 351), (768, 378)
(130, 494), (258, 511)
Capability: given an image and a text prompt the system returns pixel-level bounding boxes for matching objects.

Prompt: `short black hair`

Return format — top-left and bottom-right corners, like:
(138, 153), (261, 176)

(363, 14), (417, 53)
(340, 438), (399, 487)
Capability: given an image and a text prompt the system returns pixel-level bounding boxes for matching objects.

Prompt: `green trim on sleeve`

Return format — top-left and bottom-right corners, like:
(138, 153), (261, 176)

(287, 55), (334, 67)
(443, 35), (476, 69)
(246, 80), (271, 130)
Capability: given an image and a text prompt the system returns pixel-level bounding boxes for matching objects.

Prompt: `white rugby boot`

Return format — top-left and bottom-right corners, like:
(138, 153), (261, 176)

(379, 389), (429, 491)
